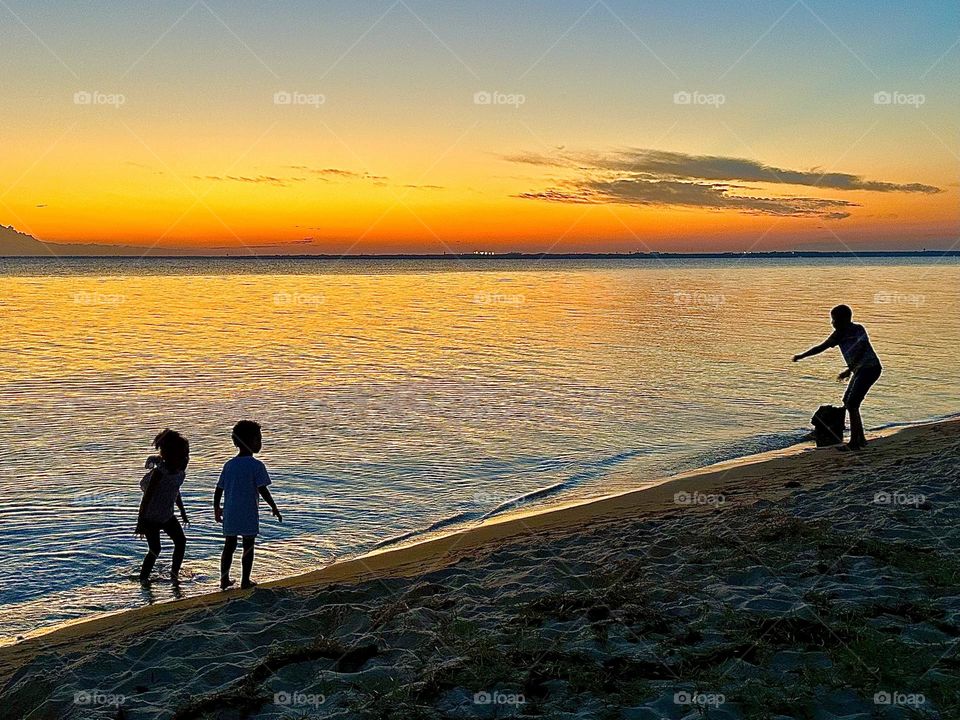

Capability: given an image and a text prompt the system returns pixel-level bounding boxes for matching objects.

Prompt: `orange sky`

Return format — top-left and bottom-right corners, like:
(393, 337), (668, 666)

(1, 1), (957, 253)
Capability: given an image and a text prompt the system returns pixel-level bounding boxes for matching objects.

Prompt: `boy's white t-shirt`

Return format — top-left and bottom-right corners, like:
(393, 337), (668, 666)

(217, 455), (271, 537)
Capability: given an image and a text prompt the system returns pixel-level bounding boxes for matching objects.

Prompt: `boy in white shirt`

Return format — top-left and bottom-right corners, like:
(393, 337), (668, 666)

(213, 420), (281, 589)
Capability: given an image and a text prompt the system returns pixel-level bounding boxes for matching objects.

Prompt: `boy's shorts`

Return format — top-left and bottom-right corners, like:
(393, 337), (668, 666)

(843, 364), (882, 410)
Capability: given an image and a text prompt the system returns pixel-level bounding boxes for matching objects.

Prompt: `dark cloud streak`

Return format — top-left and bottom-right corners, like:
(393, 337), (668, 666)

(510, 148), (940, 219)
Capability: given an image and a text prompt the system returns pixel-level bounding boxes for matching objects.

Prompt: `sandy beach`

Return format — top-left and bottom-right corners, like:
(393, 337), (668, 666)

(2, 419), (958, 719)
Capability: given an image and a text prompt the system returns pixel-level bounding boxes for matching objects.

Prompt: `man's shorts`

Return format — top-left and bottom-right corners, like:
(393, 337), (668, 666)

(843, 364), (882, 411)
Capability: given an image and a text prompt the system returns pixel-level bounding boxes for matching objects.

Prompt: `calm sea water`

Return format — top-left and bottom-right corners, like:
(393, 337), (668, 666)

(0, 257), (957, 640)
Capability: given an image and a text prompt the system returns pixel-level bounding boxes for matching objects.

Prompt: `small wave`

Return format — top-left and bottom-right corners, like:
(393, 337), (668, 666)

(870, 411), (960, 432)
(374, 448), (653, 548)
(679, 429), (811, 471)
(371, 510), (485, 550)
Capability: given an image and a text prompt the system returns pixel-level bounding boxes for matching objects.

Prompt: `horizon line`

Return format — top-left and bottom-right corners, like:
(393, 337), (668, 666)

(4, 249), (960, 260)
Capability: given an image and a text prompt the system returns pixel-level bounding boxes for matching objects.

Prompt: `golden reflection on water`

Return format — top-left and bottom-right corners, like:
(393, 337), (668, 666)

(0, 258), (957, 639)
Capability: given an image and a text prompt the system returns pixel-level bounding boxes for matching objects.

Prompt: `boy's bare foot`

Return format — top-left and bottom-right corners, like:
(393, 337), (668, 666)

(240, 580), (257, 590)
(220, 579), (236, 590)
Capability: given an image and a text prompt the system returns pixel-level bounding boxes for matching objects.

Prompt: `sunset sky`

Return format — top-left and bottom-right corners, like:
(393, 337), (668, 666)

(1, 0), (958, 254)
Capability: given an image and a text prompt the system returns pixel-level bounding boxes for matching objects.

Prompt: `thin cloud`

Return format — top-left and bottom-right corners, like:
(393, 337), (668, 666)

(196, 175), (306, 187)
(285, 166), (389, 182)
(195, 168), (391, 187)
(517, 179), (858, 219)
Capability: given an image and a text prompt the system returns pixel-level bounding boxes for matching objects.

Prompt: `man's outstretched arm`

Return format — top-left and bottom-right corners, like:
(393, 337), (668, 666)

(793, 340), (831, 362)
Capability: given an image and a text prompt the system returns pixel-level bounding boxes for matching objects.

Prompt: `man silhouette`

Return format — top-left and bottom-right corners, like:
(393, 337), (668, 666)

(793, 304), (882, 450)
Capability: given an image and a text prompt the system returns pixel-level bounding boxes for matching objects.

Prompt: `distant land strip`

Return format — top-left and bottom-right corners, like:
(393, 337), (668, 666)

(6, 250), (960, 260)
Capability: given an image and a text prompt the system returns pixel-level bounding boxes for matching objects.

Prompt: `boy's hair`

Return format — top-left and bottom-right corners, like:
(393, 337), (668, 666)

(831, 304), (853, 324)
(232, 420), (262, 452)
(153, 429), (189, 472)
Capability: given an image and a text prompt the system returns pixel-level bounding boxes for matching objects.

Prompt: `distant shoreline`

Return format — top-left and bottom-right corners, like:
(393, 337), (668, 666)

(3, 250), (959, 260)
